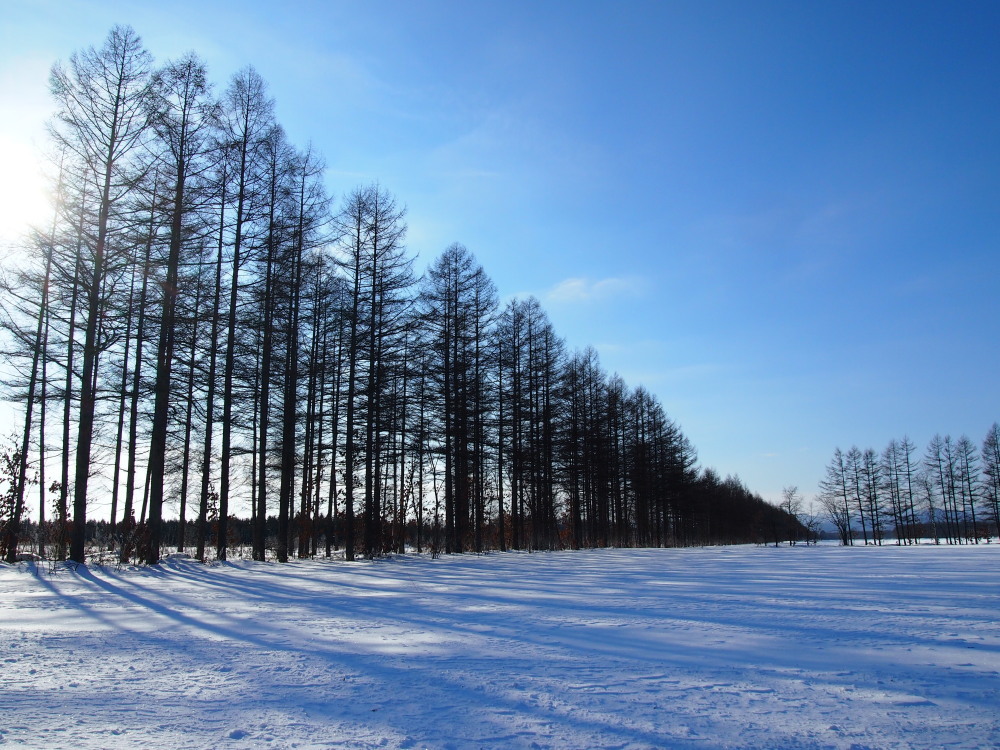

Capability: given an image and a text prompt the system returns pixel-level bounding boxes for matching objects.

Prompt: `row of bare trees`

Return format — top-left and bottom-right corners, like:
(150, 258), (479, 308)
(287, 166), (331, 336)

(818, 425), (1000, 545)
(0, 26), (798, 564)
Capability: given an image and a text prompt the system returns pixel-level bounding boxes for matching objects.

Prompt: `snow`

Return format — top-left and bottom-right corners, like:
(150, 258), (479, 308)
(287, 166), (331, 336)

(1, 544), (998, 749)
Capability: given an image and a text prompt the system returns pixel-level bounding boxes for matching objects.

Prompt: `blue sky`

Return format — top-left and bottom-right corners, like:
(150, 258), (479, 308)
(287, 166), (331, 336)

(1, 0), (998, 507)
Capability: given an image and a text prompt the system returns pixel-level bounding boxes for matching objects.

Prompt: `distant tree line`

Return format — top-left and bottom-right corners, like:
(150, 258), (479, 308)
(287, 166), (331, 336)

(0, 26), (800, 564)
(817, 424), (1000, 545)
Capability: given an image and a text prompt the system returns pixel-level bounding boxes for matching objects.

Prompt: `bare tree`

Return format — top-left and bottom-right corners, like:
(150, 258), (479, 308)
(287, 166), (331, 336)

(216, 66), (274, 560)
(819, 448), (853, 545)
(419, 244), (499, 553)
(144, 52), (218, 563)
(780, 486), (803, 545)
(281, 144), (329, 561)
(955, 435), (981, 543)
(360, 187), (410, 558)
(48, 25), (154, 562)
(981, 423), (1000, 539)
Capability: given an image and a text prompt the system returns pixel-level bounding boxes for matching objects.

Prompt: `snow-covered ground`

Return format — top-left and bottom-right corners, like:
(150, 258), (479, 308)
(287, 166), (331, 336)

(2, 544), (998, 750)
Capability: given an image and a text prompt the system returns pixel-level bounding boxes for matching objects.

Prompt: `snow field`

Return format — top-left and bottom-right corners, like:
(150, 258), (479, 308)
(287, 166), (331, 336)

(1, 544), (998, 749)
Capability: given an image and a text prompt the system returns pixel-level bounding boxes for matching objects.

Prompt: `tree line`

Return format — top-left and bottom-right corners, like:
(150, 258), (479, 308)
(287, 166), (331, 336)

(0, 26), (800, 565)
(817, 424), (1000, 545)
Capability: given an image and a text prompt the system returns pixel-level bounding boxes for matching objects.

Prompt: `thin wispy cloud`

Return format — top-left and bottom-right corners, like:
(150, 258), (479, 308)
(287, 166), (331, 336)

(545, 276), (645, 304)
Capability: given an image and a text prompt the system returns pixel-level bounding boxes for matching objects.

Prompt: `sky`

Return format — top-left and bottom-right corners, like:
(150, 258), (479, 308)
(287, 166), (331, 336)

(1, 0), (998, 510)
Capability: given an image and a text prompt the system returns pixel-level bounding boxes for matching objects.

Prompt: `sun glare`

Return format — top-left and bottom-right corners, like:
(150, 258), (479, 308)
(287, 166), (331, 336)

(0, 134), (50, 250)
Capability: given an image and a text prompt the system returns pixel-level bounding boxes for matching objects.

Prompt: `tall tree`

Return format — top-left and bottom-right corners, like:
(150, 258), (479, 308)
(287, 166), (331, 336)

(216, 66), (273, 560)
(253, 125), (293, 561)
(981, 423), (1000, 539)
(819, 448), (853, 545)
(844, 446), (869, 545)
(281, 144), (329, 561)
(420, 244), (498, 553)
(861, 447), (885, 544)
(360, 187), (410, 558)
(196, 159), (227, 562)
(144, 52), (217, 563)
(955, 435), (981, 542)
(48, 25), (154, 562)
(925, 435), (960, 544)
(334, 186), (372, 561)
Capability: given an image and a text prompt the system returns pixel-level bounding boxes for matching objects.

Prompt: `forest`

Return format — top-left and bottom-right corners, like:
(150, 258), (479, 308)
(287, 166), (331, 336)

(816, 426), (1000, 546)
(0, 26), (802, 565)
